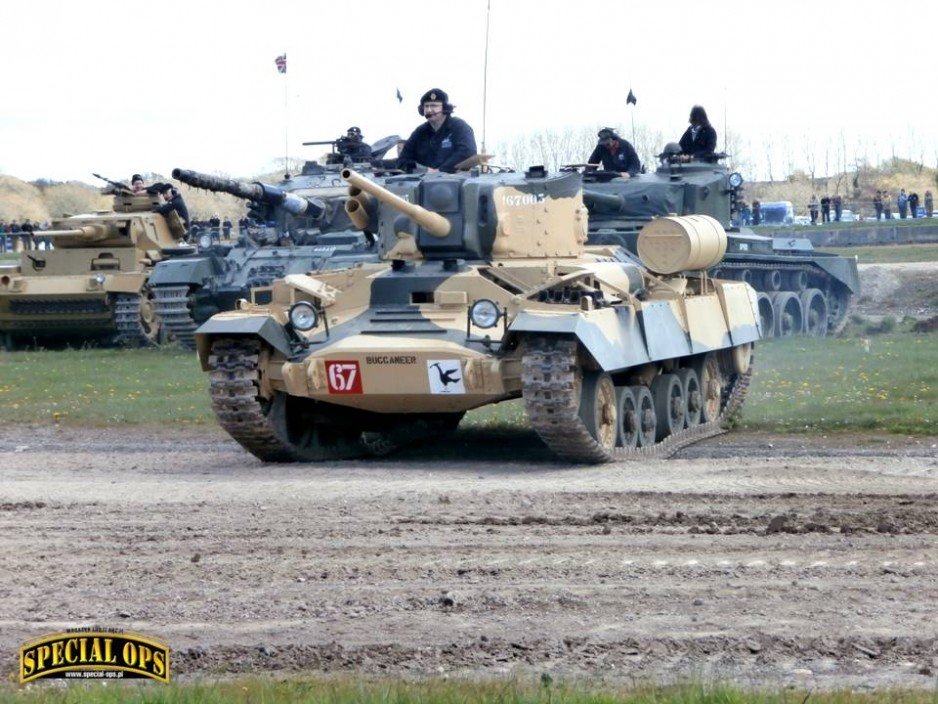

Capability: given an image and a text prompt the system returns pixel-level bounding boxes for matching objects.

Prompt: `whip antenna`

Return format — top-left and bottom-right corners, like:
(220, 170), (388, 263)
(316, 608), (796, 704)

(481, 0), (491, 154)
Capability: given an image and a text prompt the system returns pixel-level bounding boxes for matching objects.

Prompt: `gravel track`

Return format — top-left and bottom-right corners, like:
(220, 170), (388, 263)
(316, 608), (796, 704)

(2, 426), (937, 689)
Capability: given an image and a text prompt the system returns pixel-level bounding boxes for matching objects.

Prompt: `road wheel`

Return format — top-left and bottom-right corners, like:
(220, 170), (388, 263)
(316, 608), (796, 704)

(651, 373), (684, 441)
(799, 288), (829, 336)
(695, 353), (725, 423)
(578, 371), (618, 454)
(615, 386), (639, 449)
(631, 385), (657, 447)
(676, 368), (701, 427)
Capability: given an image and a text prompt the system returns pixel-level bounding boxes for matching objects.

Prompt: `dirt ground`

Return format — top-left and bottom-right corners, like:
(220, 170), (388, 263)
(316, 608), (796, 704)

(1, 264), (937, 691)
(2, 426), (937, 691)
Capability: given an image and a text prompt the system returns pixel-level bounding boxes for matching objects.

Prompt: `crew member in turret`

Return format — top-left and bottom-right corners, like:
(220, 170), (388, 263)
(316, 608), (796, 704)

(587, 128), (641, 177)
(397, 88), (477, 173)
(153, 183), (191, 233)
(336, 126), (372, 162)
(678, 105), (717, 162)
(131, 174), (146, 193)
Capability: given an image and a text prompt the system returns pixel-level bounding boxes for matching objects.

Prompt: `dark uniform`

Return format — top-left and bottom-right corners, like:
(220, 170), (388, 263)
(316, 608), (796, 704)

(679, 123), (718, 160)
(588, 129), (641, 175)
(155, 189), (191, 231)
(398, 114), (477, 173)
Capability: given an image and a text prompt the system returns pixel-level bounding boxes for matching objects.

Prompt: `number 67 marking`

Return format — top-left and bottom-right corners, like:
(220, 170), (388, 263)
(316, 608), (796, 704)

(325, 361), (363, 394)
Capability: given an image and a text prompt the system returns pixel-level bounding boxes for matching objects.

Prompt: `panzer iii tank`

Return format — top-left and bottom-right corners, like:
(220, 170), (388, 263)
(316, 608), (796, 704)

(195, 166), (761, 463)
(147, 168), (380, 348)
(0, 179), (189, 349)
(581, 148), (860, 337)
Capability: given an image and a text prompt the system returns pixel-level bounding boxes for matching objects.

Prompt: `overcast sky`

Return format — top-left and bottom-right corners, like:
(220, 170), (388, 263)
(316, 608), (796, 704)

(2, 0), (935, 183)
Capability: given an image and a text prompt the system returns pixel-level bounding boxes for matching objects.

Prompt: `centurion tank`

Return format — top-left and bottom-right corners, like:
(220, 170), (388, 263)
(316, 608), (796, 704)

(147, 167), (383, 348)
(580, 146), (860, 337)
(194, 166), (761, 464)
(0, 177), (189, 349)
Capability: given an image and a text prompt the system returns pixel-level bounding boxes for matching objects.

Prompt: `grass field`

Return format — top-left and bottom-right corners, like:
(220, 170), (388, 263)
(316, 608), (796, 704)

(0, 329), (935, 436)
(4, 675), (938, 704)
(818, 243), (938, 264)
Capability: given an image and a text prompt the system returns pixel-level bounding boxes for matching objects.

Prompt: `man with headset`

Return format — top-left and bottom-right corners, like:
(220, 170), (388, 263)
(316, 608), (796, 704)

(397, 88), (477, 173)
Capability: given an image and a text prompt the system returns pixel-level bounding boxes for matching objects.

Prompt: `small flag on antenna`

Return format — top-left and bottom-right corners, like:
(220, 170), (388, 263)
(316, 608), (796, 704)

(627, 88), (637, 106)
(275, 54), (287, 74)
(396, 88), (403, 103)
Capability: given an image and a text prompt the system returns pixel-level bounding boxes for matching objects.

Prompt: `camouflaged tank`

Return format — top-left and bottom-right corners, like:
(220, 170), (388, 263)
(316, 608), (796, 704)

(0, 182), (188, 349)
(195, 166), (761, 464)
(146, 148), (399, 348)
(581, 148), (860, 337)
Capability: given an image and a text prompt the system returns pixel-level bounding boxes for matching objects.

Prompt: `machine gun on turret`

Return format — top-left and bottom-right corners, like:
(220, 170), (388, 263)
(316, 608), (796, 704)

(302, 133), (402, 167)
(92, 172), (135, 195)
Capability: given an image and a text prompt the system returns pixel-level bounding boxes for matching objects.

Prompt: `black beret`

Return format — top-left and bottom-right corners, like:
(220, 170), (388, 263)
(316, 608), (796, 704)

(420, 88), (449, 104)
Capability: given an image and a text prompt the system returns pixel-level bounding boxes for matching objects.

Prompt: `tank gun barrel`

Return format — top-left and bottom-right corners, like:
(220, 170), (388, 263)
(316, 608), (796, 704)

(171, 168), (325, 218)
(39, 225), (110, 239)
(340, 168), (450, 239)
(582, 189), (625, 211)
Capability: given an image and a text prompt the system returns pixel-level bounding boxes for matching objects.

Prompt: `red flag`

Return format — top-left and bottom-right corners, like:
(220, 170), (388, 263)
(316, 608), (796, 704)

(275, 54), (287, 74)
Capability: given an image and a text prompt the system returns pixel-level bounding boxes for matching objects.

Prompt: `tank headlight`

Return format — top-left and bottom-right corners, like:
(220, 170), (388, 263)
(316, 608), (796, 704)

(469, 299), (500, 329)
(94, 274), (106, 285)
(289, 301), (319, 331)
(197, 234), (212, 250)
(728, 172), (744, 188)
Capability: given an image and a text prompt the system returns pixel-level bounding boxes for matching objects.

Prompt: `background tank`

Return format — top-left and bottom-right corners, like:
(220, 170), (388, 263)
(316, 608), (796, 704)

(147, 166), (383, 348)
(0, 177), (190, 349)
(581, 151), (860, 337)
(195, 166), (761, 464)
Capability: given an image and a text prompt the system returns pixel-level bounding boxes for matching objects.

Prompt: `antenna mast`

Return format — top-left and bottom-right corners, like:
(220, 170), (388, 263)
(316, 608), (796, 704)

(481, 0), (492, 154)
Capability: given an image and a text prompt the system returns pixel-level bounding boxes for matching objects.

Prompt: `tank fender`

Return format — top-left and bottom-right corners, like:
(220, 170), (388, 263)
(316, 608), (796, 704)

(195, 315), (292, 369)
(810, 256), (861, 294)
(147, 256), (217, 287)
(509, 308), (652, 372)
(104, 272), (148, 294)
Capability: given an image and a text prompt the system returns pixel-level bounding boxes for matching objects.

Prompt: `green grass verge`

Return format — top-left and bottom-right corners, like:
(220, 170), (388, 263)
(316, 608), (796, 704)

(741, 332), (937, 435)
(3, 675), (938, 703)
(0, 348), (211, 426)
(816, 243), (938, 264)
(0, 330), (936, 436)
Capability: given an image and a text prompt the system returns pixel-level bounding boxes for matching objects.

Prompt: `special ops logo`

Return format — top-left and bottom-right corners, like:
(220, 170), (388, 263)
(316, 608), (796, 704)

(20, 628), (170, 683)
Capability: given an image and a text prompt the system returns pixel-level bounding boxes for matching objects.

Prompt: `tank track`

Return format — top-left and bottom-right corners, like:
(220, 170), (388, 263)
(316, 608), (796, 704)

(715, 261), (852, 335)
(208, 337), (374, 462)
(114, 293), (158, 347)
(522, 337), (751, 463)
(151, 285), (199, 350)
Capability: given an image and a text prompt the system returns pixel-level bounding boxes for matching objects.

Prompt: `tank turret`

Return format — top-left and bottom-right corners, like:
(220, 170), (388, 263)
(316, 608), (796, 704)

(341, 167), (588, 262)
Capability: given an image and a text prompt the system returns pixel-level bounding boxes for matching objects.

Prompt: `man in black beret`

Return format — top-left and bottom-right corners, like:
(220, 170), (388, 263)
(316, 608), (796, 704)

(131, 174), (146, 193)
(397, 88), (477, 173)
(587, 128), (641, 178)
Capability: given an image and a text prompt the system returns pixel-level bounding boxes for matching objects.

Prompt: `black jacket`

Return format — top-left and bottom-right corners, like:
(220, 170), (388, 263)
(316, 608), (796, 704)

(156, 195), (190, 230)
(398, 115), (477, 173)
(588, 140), (641, 175)
(679, 123), (717, 159)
